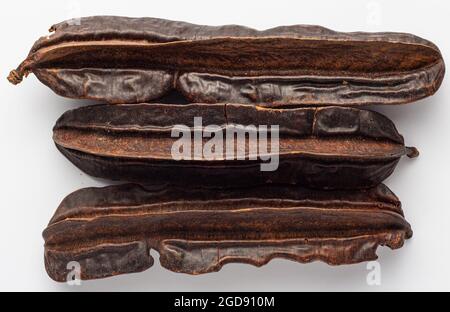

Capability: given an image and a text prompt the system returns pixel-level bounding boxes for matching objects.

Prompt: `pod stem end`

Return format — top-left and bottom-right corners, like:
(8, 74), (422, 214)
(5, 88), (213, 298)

(406, 146), (420, 158)
(7, 69), (24, 85)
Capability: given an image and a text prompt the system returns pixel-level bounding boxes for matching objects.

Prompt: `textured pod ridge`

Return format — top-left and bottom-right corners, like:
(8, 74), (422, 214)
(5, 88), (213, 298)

(10, 16), (444, 106)
(43, 183), (412, 281)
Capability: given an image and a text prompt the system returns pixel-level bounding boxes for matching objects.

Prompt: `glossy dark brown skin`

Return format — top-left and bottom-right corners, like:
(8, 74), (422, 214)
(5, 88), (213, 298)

(9, 16), (444, 106)
(43, 183), (412, 281)
(53, 103), (418, 189)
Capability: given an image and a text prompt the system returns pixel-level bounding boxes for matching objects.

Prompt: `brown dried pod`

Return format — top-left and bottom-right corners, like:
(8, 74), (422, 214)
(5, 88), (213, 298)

(9, 16), (444, 106)
(43, 183), (412, 281)
(53, 103), (418, 189)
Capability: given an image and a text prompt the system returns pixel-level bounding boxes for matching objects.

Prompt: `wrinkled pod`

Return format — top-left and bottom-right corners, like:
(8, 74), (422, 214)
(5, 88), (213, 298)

(53, 103), (418, 189)
(43, 183), (412, 281)
(9, 16), (444, 106)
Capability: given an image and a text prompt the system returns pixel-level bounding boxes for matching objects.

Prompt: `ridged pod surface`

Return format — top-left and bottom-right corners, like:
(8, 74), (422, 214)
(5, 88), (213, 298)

(53, 103), (418, 189)
(43, 183), (412, 281)
(9, 16), (444, 106)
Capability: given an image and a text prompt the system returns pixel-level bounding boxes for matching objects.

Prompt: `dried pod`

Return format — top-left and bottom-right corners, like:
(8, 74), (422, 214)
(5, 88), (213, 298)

(53, 103), (418, 189)
(43, 183), (412, 281)
(9, 16), (444, 106)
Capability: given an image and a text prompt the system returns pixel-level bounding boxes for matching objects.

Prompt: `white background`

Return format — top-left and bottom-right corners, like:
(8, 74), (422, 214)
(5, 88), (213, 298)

(1, 0), (449, 291)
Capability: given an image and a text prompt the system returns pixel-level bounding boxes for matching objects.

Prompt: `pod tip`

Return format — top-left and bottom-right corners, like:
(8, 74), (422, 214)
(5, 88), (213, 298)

(406, 146), (420, 158)
(7, 69), (24, 85)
